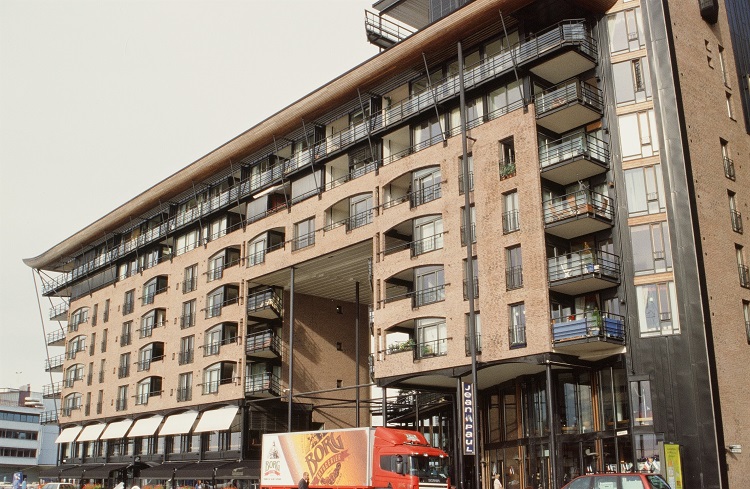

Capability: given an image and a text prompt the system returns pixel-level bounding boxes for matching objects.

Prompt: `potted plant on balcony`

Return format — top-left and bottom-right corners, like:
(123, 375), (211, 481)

(589, 309), (602, 337)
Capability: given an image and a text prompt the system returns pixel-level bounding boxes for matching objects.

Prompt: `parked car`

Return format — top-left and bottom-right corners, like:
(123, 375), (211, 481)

(561, 473), (672, 489)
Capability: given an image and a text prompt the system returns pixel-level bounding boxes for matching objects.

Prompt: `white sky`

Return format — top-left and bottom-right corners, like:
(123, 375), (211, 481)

(0, 0), (379, 392)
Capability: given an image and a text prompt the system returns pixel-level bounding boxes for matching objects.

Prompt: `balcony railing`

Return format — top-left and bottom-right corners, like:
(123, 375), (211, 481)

(137, 355), (163, 372)
(205, 297), (239, 319)
(548, 250), (620, 281)
(178, 349), (194, 365)
(246, 329), (282, 357)
(464, 334), (482, 355)
(509, 324), (527, 347)
(463, 278), (479, 299)
(118, 365), (130, 378)
(120, 333), (131, 346)
(245, 372), (281, 396)
(731, 210), (743, 233)
(543, 190), (614, 239)
(539, 133), (609, 185)
(43, 382), (62, 398)
(44, 354), (65, 371)
(207, 258), (240, 283)
(411, 233), (444, 257)
(180, 313), (195, 329)
(142, 286), (167, 306)
(177, 386), (192, 402)
(535, 80), (603, 133)
(458, 171), (474, 194)
(506, 266), (524, 290)
(182, 277), (198, 293)
(123, 300), (134, 316)
(503, 210), (520, 234)
(724, 157), (736, 180)
(552, 311), (625, 343)
(740, 265), (750, 289)
(64, 375), (83, 388)
(247, 288), (283, 316)
(115, 398), (127, 411)
(46, 328), (66, 346)
(364, 10), (415, 49)
(40, 410), (59, 424)
(414, 284), (446, 307)
(411, 183), (442, 208)
(49, 302), (69, 320)
(292, 231), (315, 251)
(346, 209), (374, 231)
(204, 341), (221, 357)
(415, 337), (448, 359)
(385, 339), (415, 355)
(61, 404), (81, 417)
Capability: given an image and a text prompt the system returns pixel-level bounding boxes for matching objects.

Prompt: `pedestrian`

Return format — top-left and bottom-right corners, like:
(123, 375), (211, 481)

(21, 476), (27, 489)
(298, 472), (309, 489)
(493, 473), (502, 489)
(196, 480), (204, 489)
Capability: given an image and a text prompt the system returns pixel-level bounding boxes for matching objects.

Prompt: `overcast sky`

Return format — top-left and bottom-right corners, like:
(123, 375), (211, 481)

(0, 0), (379, 393)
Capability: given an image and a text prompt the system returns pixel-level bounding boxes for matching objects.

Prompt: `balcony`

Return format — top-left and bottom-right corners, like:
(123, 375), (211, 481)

(46, 328), (66, 346)
(246, 329), (282, 359)
(539, 133), (609, 185)
(731, 210), (743, 234)
(464, 334), (482, 355)
(526, 20), (597, 84)
(49, 302), (69, 321)
(543, 190), (614, 239)
(245, 372), (281, 398)
(61, 404), (81, 417)
(247, 288), (283, 320)
(178, 349), (194, 365)
(43, 381), (62, 399)
(724, 157), (736, 180)
(365, 10), (414, 49)
(40, 410), (59, 424)
(44, 354), (65, 372)
(415, 337), (448, 360)
(548, 250), (620, 295)
(552, 311), (626, 357)
(177, 386), (192, 402)
(535, 80), (603, 133)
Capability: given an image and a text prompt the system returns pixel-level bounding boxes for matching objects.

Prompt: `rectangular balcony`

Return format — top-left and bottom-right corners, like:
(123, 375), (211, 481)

(40, 410), (59, 424)
(535, 80), (603, 133)
(548, 250), (620, 295)
(543, 190), (614, 239)
(49, 302), (69, 321)
(43, 381), (62, 399)
(415, 337), (448, 359)
(247, 289), (283, 319)
(365, 10), (414, 49)
(245, 372), (281, 398)
(526, 20), (597, 84)
(552, 311), (626, 357)
(246, 329), (282, 359)
(539, 133), (609, 185)
(44, 354), (65, 372)
(46, 328), (66, 346)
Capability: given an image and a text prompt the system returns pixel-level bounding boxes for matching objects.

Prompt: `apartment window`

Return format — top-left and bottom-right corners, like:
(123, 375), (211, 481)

(206, 285), (239, 319)
(459, 154), (474, 194)
(91, 304), (98, 326)
(729, 191), (743, 233)
(465, 313), (482, 355)
(203, 364), (221, 394)
(412, 116), (443, 150)
(142, 276), (167, 305)
(87, 362), (93, 385)
(727, 92), (734, 119)
(412, 167), (442, 207)
(618, 109), (659, 160)
(204, 323), (238, 357)
(96, 390), (103, 414)
(116, 385), (128, 411)
(722, 139), (735, 180)
(183, 264), (198, 293)
(461, 205), (476, 246)
(738, 245), (750, 288)
(121, 321), (132, 346)
(178, 372), (193, 402)
(509, 303), (526, 347)
(503, 191), (520, 233)
(248, 236), (266, 266)
(624, 164), (666, 216)
(64, 364), (84, 388)
(415, 265), (445, 306)
(70, 307), (89, 330)
(103, 299), (110, 323)
(66, 335), (86, 359)
(62, 393), (82, 417)
(349, 194), (374, 230)
(488, 80), (522, 118)
(630, 380), (654, 426)
(123, 289), (135, 315)
(743, 301), (750, 344)
(99, 359), (106, 383)
(631, 221), (673, 275)
(118, 353), (130, 379)
(138, 342), (164, 372)
(608, 8), (645, 54)
(179, 336), (194, 365)
(416, 318), (447, 358)
(89, 332), (96, 356)
(636, 282), (680, 336)
(499, 137), (516, 179)
(208, 249), (238, 282)
(413, 215), (443, 256)
(293, 217), (315, 251)
(463, 257), (479, 300)
(719, 46), (729, 86)
(506, 246), (523, 290)
(175, 228), (200, 256)
(140, 309), (166, 338)
(181, 300), (196, 329)
(612, 57), (652, 106)
(101, 328), (107, 353)
(136, 377), (162, 406)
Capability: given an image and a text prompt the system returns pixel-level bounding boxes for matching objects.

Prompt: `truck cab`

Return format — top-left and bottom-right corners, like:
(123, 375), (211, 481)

(371, 427), (450, 489)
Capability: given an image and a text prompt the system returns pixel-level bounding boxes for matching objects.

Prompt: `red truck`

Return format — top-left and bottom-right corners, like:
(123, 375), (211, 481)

(260, 427), (451, 489)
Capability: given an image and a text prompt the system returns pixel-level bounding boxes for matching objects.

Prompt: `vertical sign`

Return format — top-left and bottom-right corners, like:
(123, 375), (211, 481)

(660, 443), (683, 489)
(462, 382), (475, 455)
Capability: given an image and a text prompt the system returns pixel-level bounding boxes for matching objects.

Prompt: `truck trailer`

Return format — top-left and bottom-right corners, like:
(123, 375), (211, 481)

(260, 427), (450, 489)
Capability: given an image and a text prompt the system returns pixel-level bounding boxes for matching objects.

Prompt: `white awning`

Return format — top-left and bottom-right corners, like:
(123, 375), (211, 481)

(128, 415), (164, 438)
(158, 411), (198, 436)
(76, 423), (107, 442)
(100, 419), (133, 440)
(193, 406), (239, 433)
(55, 426), (82, 444)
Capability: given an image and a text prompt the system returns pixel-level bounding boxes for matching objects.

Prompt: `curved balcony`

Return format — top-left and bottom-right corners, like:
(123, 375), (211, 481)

(539, 133), (609, 185)
(246, 329), (282, 359)
(543, 190), (614, 239)
(547, 250), (620, 295)
(245, 372), (281, 398)
(535, 80), (603, 133)
(552, 311), (626, 358)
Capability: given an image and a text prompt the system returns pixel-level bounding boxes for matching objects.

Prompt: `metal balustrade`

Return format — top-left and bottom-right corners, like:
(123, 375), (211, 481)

(552, 311), (625, 343)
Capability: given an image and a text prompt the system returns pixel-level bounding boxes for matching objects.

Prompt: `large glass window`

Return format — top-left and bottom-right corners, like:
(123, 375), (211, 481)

(503, 191), (519, 234)
(608, 7), (645, 54)
(509, 303), (526, 347)
(178, 372), (193, 402)
(413, 116), (443, 149)
(506, 246), (523, 290)
(612, 57), (652, 106)
(413, 215), (443, 255)
(636, 282), (680, 336)
(488, 80), (523, 116)
(415, 266), (445, 306)
(416, 318), (447, 358)
(413, 167), (442, 206)
(248, 235), (267, 266)
(293, 217), (315, 251)
(183, 264), (198, 293)
(181, 299), (196, 329)
(630, 380), (654, 427)
(179, 335), (194, 366)
(631, 222), (673, 275)
(624, 164), (666, 216)
(618, 110), (659, 160)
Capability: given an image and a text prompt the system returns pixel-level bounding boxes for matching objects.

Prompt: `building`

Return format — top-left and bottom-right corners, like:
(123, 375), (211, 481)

(24, 0), (750, 488)
(0, 387), (59, 483)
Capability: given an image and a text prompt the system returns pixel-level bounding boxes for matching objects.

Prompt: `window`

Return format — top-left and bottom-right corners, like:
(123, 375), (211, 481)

(203, 364), (221, 394)
(630, 380), (653, 426)
(506, 246), (523, 290)
(719, 45), (729, 86)
(138, 342), (164, 372)
(618, 109), (659, 160)
(118, 353), (130, 379)
(103, 299), (110, 323)
(463, 257), (479, 300)
(488, 80), (523, 117)
(738, 245), (750, 288)
(416, 318), (447, 358)
(116, 385), (128, 411)
(99, 359), (106, 383)
(636, 282), (680, 336)
(458, 155), (474, 194)
(503, 191), (519, 233)
(729, 191), (743, 233)
(465, 313), (482, 354)
(509, 303), (526, 347)
(64, 364), (84, 388)
(123, 289), (135, 315)
(121, 321), (132, 346)
(179, 336), (194, 365)
(140, 309), (165, 338)
(412, 116), (443, 150)
(101, 328), (107, 353)
(142, 276), (167, 305)
(136, 378), (159, 405)
(206, 285), (239, 319)
(92, 304), (98, 326)
(413, 215), (443, 256)
(62, 393), (82, 416)
(178, 372), (193, 402)
(175, 228), (200, 255)
(727, 92), (734, 119)
(744, 301), (750, 344)
(293, 217), (315, 251)
(631, 222), (673, 275)
(205, 323), (238, 357)
(415, 266), (445, 306)
(89, 332), (96, 355)
(96, 390), (103, 414)
(183, 264), (198, 293)
(461, 205), (476, 245)
(66, 335), (86, 359)
(412, 167), (442, 207)
(499, 137), (516, 179)
(608, 8), (645, 54)
(349, 194), (373, 230)
(612, 57), (652, 106)
(722, 139), (735, 180)
(181, 300), (196, 329)
(207, 248), (239, 281)
(624, 164), (666, 216)
(70, 307), (89, 330)
(248, 236), (266, 266)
